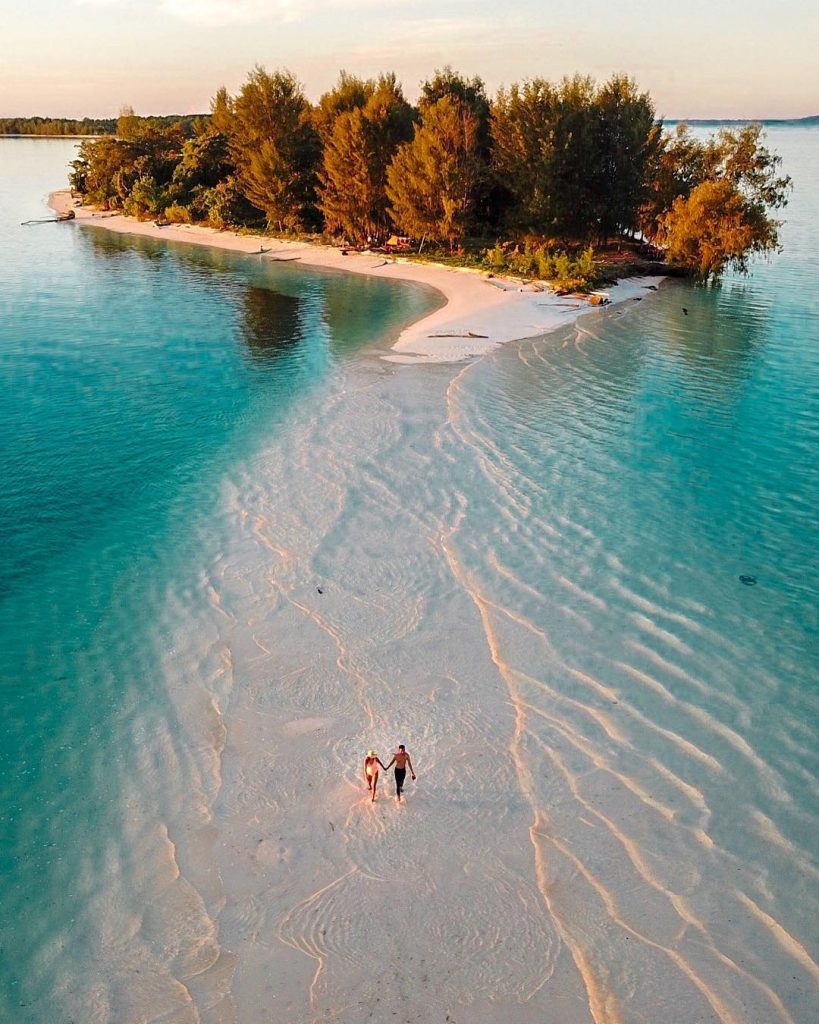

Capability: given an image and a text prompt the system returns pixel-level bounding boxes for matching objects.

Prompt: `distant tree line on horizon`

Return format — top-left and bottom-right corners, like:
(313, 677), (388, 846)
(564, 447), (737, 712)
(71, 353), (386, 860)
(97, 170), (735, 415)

(67, 68), (791, 281)
(0, 114), (205, 136)
(0, 116), (118, 136)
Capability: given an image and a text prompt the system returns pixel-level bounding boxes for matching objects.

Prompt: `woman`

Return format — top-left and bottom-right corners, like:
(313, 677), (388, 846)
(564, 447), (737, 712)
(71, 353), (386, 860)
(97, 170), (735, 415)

(363, 750), (386, 802)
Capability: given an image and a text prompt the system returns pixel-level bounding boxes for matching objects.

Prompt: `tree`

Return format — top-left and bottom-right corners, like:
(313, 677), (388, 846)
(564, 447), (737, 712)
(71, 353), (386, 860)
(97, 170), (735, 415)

(386, 95), (481, 249)
(492, 74), (660, 241)
(420, 67), (504, 230)
(225, 67), (321, 231)
(593, 75), (660, 241)
(210, 87), (233, 137)
(124, 174), (165, 218)
(70, 137), (131, 207)
(173, 128), (232, 193)
(639, 123), (713, 236)
(116, 105), (140, 141)
(491, 78), (558, 234)
(313, 71), (376, 141)
(319, 73), (414, 242)
(492, 75), (603, 239)
(420, 67), (490, 151)
(646, 123), (790, 278)
(657, 178), (776, 278)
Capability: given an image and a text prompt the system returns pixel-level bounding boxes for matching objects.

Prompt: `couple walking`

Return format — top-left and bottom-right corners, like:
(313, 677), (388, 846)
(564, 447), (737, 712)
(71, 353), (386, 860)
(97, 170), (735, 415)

(363, 745), (415, 802)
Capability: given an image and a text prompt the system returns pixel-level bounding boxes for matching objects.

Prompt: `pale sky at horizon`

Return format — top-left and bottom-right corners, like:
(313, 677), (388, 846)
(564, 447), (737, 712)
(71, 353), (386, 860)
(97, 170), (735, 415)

(1, 0), (817, 120)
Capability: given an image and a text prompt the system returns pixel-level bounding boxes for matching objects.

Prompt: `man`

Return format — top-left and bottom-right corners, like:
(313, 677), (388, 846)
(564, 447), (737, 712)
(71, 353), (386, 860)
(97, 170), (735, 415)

(384, 744), (416, 801)
(363, 750), (386, 802)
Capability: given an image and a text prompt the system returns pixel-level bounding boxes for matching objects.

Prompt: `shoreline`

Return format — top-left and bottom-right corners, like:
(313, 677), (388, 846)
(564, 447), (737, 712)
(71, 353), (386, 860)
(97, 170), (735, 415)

(49, 189), (664, 363)
(29, 168), (819, 1024)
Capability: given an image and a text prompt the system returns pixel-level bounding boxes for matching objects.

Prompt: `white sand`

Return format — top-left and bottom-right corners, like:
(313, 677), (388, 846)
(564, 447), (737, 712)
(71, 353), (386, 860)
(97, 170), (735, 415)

(49, 190), (663, 363)
(40, 190), (818, 1024)
(44, 188), (679, 1024)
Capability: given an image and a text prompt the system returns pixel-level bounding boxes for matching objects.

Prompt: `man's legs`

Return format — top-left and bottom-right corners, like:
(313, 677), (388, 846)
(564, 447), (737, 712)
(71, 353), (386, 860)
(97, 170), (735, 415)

(395, 768), (406, 800)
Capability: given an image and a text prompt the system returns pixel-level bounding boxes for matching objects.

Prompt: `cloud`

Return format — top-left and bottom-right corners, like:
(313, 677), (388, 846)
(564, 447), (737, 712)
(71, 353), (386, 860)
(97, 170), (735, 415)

(158, 0), (300, 26)
(75, 0), (401, 28)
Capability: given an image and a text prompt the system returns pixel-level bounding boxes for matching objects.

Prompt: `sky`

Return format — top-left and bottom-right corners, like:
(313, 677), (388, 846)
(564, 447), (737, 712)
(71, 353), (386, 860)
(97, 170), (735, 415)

(1, 0), (817, 119)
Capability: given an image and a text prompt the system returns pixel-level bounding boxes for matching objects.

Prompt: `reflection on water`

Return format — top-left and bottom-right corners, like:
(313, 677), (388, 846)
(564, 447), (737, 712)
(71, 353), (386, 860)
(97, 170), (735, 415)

(239, 286), (304, 363)
(653, 281), (768, 386)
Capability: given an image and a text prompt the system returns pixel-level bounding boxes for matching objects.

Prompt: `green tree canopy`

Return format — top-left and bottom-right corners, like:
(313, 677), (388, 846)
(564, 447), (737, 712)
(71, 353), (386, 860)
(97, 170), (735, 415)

(420, 67), (490, 150)
(69, 112), (188, 211)
(172, 121), (232, 193)
(650, 124), (791, 278)
(319, 73), (414, 242)
(386, 95), (482, 249)
(224, 67), (321, 230)
(313, 71), (378, 140)
(657, 178), (778, 278)
(419, 67), (507, 226)
(63, 63), (791, 277)
(491, 76), (597, 238)
(593, 75), (660, 239)
(492, 74), (660, 241)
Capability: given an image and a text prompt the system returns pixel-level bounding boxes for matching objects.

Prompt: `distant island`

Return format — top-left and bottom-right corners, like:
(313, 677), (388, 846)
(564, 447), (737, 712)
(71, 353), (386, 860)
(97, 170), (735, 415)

(51, 66), (793, 282)
(7, 114), (818, 140)
(6, 113), (816, 137)
(667, 114), (818, 126)
(0, 114), (203, 136)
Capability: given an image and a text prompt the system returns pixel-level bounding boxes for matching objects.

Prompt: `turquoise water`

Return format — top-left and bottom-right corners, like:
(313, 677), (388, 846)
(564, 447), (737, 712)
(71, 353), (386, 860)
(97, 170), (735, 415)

(0, 139), (437, 1021)
(1, 132), (817, 1024)
(436, 125), (819, 1022)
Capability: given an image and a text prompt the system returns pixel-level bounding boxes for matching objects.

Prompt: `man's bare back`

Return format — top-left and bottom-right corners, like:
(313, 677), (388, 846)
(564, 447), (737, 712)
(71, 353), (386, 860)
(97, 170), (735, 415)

(385, 745), (416, 800)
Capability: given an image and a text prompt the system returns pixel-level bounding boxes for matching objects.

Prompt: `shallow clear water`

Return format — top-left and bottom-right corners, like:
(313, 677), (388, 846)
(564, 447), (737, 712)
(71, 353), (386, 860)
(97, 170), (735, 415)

(1, 131), (817, 1024)
(0, 139), (438, 1021)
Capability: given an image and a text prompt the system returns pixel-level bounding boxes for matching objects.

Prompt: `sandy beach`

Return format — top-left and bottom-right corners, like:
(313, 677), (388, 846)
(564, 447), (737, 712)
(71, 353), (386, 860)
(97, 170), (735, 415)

(11, 176), (813, 1024)
(49, 190), (663, 363)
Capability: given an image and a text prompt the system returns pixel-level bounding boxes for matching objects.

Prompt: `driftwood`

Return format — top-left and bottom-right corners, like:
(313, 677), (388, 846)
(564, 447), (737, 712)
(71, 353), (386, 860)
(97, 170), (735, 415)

(21, 210), (75, 226)
(428, 331), (489, 339)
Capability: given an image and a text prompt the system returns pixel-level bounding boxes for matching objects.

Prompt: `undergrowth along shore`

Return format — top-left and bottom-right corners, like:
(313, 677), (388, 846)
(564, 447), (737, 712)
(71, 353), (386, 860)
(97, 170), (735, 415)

(68, 66), (791, 283)
(148, 207), (668, 293)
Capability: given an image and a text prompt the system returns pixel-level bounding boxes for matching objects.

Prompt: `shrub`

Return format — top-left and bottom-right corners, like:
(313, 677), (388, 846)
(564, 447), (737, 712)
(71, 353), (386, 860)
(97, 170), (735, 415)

(201, 177), (264, 230)
(507, 248), (536, 275)
(535, 247), (554, 279)
(553, 252), (572, 281)
(480, 240), (598, 290)
(575, 245), (596, 279)
(164, 203), (192, 224)
(123, 175), (165, 219)
(484, 244), (507, 270)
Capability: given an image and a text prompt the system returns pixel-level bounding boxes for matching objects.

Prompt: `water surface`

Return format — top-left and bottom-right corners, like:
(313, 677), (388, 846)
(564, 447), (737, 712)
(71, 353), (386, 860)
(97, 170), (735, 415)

(1, 131), (817, 1024)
